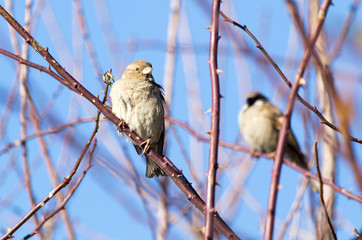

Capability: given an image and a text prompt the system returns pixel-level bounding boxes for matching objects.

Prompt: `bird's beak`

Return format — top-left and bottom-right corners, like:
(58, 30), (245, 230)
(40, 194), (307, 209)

(142, 67), (153, 75)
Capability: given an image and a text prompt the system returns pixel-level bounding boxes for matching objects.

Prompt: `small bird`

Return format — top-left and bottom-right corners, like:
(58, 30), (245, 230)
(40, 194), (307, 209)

(238, 92), (310, 170)
(110, 60), (166, 178)
(239, 93), (320, 192)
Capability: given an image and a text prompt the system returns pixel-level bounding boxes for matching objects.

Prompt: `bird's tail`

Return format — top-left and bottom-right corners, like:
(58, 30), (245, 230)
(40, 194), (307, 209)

(145, 157), (166, 178)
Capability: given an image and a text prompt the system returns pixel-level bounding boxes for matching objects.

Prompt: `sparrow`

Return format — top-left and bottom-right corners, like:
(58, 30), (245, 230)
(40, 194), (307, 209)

(238, 92), (309, 170)
(110, 60), (166, 178)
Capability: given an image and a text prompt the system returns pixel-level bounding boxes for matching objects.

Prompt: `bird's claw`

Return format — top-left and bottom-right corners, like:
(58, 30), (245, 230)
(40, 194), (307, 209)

(140, 139), (151, 156)
(249, 148), (257, 157)
(266, 152), (275, 159)
(117, 119), (126, 132)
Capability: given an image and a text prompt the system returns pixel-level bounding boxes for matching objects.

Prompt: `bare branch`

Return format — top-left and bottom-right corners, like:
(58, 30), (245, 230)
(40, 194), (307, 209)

(220, 11), (362, 144)
(205, 0), (222, 239)
(314, 141), (337, 240)
(264, 1), (333, 239)
(0, 5), (240, 240)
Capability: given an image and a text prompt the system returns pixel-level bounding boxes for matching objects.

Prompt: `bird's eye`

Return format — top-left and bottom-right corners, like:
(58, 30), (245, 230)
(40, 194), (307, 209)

(135, 68), (140, 71)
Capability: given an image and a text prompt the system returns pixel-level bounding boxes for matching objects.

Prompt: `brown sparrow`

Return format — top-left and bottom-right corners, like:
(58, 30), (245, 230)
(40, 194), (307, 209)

(238, 92), (320, 191)
(238, 92), (309, 170)
(110, 60), (166, 178)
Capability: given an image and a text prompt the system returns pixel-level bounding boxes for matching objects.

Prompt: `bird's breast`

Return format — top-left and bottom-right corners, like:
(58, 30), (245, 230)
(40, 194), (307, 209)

(110, 79), (164, 143)
(239, 107), (279, 153)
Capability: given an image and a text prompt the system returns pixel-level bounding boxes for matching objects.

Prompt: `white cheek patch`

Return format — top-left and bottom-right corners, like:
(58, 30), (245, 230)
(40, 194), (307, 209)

(253, 99), (265, 107)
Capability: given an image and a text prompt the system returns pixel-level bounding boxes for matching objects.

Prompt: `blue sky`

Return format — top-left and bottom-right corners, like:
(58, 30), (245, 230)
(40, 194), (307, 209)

(0, 0), (361, 239)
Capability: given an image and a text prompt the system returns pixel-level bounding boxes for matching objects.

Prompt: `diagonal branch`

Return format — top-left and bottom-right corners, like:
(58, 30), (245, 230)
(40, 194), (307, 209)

(1, 95), (103, 240)
(219, 11), (362, 145)
(167, 116), (362, 203)
(0, 5), (240, 240)
(22, 139), (96, 240)
(264, 1), (333, 239)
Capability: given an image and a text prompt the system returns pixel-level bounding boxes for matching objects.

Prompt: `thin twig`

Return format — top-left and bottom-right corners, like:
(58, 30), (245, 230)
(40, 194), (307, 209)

(353, 228), (362, 240)
(167, 116), (362, 203)
(311, 1), (337, 237)
(22, 139), (97, 240)
(286, 0), (362, 196)
(1, 102), (101, 240)
(219, 11), (362, 144)
(0, 117), (97, 155)
(0, 71), (110, 240)
(314, 141), (337, 240)
(0, 48), (77, 92)
(27, 81), (75, 240)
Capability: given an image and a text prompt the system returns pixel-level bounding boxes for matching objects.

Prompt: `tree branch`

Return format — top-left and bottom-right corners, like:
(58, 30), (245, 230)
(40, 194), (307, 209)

(0, 5), (240, 240)
(219, 11), (362, 145)
(264, 1), (333, 239)
(205, 0), (222, 239)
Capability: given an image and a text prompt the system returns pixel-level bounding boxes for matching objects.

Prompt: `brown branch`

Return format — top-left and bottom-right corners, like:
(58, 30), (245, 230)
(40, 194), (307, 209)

(26, 82), (75, 240)
(287, 0), (362, 195)
(219, 11), (362, 145)
(0, 74), (109, 240)
(0, 48), (77, 92)
(22, 139), (96, 240)
(167, 116), (362, 203)
(0, 117), (96, 155)
(0, 5), (240, 240)
(220, 11), (293, 88)
(284, 159), (362, 203)
(264, 1), (333, 239)
(314, 141), (337, 240)
(3, 41), (362, 150)
(205, 0), (222, 239)
(353, 228), (362, 240)
(1, 103), (101, 240)
(166, 116), (249, 152)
